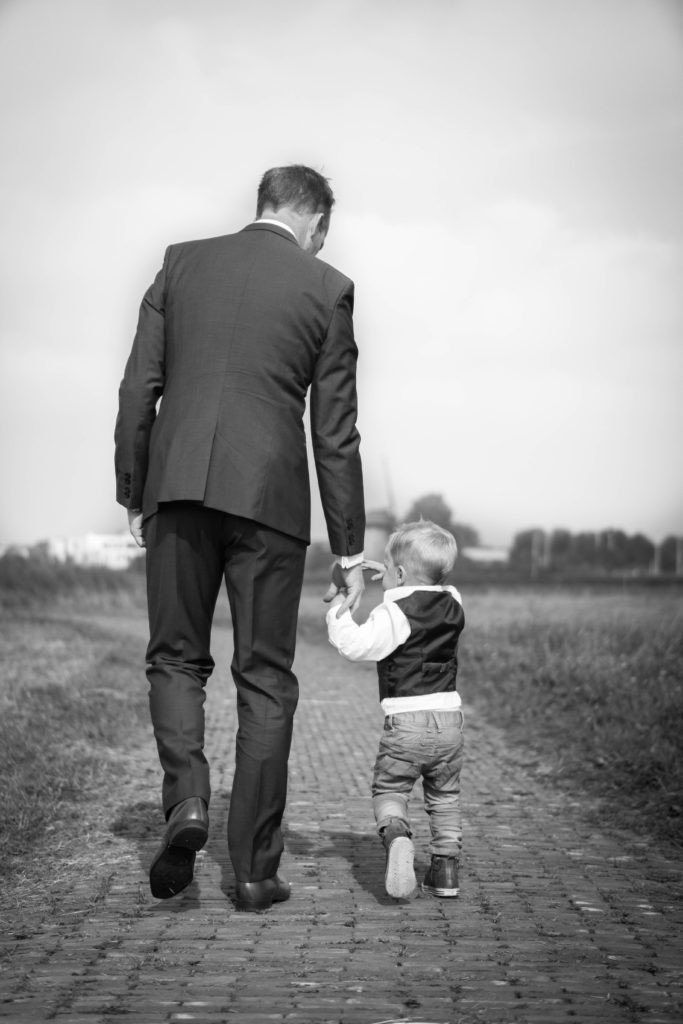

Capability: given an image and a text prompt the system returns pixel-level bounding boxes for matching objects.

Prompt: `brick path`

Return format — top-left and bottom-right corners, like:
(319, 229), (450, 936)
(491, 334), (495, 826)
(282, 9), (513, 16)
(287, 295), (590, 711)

(1, 599), (682, 1023)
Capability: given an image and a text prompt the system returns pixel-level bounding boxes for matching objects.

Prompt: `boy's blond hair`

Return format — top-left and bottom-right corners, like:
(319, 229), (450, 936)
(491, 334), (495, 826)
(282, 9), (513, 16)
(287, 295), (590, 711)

(386, 519), (458, 584)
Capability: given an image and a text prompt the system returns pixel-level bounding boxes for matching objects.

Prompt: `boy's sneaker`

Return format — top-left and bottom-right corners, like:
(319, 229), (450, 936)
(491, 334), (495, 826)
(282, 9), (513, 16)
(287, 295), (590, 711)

(422, 855), (459, 897)
(381, 819), (416, 898)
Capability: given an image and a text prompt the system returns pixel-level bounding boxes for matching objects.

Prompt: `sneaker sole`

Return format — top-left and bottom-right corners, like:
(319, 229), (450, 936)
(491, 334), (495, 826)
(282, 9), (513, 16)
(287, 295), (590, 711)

(422, 883), (460, 898)
(385, 837), (416, 898)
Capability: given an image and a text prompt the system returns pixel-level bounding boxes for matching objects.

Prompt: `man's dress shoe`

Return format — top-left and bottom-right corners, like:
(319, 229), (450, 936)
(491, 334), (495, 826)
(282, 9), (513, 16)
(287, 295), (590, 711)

(149, 797), (209, 899)
(234, 874), (291, 912)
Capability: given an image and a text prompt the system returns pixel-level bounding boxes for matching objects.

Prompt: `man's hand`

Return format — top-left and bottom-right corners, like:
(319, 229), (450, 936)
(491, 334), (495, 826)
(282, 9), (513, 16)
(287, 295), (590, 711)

(322, 562), (365, 617)
(127, 509), (145, 548)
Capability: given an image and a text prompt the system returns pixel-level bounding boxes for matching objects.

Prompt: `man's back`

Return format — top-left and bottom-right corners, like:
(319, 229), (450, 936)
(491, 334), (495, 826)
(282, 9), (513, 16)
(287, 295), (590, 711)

(117, 220), (363, 548)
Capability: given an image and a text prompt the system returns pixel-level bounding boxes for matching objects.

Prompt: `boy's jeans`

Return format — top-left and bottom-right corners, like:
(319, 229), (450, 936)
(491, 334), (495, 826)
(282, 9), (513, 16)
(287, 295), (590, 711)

(372, 709), (465, 858)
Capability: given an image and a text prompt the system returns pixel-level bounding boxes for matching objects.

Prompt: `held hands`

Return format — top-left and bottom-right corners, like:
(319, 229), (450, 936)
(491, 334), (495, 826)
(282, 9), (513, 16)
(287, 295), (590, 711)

(322, 562), (365, 617)
(127, 509), (145, 548)
(323, 559), (386, 618)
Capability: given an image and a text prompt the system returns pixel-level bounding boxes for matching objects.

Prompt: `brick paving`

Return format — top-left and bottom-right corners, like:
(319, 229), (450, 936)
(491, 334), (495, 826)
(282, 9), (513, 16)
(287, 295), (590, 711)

(1, 599), (682, 1023)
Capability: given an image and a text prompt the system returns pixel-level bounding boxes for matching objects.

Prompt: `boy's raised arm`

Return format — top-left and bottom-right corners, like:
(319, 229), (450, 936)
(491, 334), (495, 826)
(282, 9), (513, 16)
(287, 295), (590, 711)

(326, 600), (410, 663)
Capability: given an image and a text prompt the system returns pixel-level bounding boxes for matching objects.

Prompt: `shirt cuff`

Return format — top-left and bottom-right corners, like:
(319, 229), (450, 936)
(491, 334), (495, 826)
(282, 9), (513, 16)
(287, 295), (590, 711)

(334, 551), (364, 569)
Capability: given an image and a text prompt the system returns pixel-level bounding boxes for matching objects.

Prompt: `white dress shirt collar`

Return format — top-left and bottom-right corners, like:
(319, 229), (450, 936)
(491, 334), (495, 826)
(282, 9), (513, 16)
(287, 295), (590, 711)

(254, 218), (298, 241)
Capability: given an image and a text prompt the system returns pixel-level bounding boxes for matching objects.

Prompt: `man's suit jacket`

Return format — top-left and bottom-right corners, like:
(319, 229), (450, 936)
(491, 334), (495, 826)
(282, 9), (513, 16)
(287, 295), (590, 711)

(115, 222), (365, 555)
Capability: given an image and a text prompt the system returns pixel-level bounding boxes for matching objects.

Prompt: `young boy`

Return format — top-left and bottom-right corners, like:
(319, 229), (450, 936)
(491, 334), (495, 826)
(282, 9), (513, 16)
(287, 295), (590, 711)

(326, 520), (465, 899)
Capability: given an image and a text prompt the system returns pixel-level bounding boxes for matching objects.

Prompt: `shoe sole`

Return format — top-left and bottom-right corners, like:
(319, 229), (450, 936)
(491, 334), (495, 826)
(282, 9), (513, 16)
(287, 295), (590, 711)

(150, 846), (197, 899)
(422, 883), (460, 897)
(149, 822), (208, 900)
(385, 837), (416, 898)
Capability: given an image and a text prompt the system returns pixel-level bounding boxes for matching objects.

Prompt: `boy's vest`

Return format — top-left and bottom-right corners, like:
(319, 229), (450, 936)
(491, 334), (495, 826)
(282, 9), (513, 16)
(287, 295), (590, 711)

(376, 589), (465, 702)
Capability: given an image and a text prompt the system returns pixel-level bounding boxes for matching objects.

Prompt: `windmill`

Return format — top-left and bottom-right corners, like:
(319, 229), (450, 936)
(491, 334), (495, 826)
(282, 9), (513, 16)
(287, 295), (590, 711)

(363, 456), (397, 561)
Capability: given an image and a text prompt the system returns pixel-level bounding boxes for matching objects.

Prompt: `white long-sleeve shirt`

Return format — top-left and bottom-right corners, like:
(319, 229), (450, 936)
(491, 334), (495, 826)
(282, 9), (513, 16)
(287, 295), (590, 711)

(326, 584), (463, 715)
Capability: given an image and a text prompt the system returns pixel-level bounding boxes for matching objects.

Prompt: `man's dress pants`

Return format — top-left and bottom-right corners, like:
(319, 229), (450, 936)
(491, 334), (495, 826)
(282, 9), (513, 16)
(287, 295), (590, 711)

(144, 502), (307, 883)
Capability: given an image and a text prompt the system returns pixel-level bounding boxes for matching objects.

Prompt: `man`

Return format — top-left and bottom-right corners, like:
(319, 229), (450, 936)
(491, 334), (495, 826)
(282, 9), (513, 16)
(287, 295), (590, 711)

(115, 165), (365, 911)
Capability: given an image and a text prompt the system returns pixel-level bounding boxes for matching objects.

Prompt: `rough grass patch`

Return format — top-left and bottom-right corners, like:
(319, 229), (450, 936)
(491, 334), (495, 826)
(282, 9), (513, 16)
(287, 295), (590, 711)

(0, 616), (148, 869)
(460, 587), (683, 849)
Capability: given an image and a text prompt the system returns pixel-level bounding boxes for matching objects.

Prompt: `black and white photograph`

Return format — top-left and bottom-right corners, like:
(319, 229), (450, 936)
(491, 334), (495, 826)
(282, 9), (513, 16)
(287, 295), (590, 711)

(1, 1), (681, 1022)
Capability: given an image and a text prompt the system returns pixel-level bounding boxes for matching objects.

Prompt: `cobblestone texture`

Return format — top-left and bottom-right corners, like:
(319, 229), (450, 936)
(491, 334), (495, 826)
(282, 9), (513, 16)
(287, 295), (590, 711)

(1, 603), (681, 1023)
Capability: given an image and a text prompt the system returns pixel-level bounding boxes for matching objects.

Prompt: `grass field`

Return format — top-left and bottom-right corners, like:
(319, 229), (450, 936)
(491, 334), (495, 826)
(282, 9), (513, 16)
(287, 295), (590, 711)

(0, 612), (149, 872)
(0, 558), (149, 876)
(456, 586), (683, 847)
(1, 558), (682, 881)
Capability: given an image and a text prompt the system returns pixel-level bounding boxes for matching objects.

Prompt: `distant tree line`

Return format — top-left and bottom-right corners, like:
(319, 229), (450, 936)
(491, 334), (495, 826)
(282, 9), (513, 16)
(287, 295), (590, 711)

(303, 489), (682, 582)
(510, 528), (683, 576)
(399, 497), (683, 578)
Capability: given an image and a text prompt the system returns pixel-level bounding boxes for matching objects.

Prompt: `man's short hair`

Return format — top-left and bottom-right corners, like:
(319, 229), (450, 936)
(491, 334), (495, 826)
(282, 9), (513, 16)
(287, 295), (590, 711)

(257, 165), (335, 228)
(387, 520), (458, 584)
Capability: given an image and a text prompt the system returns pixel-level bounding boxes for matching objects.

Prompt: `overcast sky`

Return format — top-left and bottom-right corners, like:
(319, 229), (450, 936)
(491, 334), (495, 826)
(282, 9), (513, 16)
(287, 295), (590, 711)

(1, 0), (681, 548)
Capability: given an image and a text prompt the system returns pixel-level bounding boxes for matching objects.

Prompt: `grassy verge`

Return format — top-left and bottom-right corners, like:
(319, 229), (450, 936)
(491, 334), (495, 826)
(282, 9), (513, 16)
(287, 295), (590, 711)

(459, 587), (683, 849)
(0, 605), (149, 876)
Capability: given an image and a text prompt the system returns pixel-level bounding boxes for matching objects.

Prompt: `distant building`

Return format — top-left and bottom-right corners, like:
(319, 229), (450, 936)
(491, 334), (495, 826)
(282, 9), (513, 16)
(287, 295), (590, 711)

(461, 546), (509, 564)
(46, 532), (143, 571)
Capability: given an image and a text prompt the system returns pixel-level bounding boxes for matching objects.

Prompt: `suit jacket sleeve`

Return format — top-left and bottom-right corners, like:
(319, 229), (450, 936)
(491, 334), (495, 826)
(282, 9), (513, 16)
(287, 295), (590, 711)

(310, 280), (365, 556)
(114, 250), (168, 510)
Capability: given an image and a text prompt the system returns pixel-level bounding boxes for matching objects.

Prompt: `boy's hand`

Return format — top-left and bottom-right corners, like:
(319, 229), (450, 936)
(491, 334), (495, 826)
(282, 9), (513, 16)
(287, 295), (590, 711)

(362, 559), (385, 581)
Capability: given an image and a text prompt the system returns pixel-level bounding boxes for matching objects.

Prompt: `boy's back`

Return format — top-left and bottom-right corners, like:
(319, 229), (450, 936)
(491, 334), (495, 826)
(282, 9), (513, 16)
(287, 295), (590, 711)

(326, 520), (466, 901)
(377, 586), (464, 702)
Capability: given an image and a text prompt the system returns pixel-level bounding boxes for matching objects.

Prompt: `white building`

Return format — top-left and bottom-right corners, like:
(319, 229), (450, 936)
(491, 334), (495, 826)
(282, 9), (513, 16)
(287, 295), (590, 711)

(461, 546), (509, 564)
(46, 532), (143, 570)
